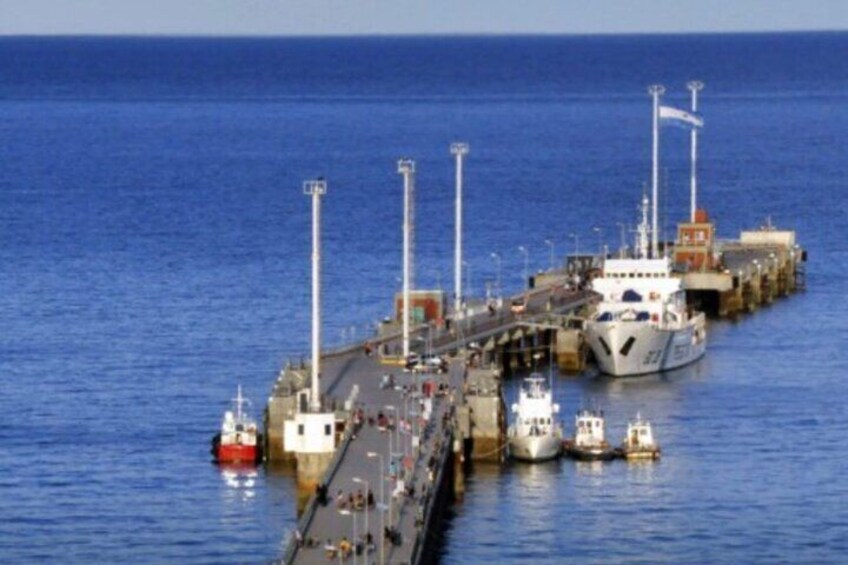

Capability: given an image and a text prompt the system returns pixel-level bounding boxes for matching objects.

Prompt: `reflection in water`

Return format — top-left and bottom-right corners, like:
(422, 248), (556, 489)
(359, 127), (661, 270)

(219, 464), (259, 502)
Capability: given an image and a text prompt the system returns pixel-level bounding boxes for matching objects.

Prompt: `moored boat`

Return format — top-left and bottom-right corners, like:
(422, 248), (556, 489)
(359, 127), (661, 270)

(620, 413), (661, 460)
(564, 408), (615, 461)
(211, 385), (263, 464)
(585, 193), (707, 377)
(508, 374), (563, 462)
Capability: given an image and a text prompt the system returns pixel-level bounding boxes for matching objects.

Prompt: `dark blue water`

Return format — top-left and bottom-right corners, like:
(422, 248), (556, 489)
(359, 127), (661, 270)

(1, 34), (846, 563)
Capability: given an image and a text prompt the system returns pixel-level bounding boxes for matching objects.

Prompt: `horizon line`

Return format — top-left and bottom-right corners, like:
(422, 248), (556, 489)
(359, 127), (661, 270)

(0, 29), (846, 40)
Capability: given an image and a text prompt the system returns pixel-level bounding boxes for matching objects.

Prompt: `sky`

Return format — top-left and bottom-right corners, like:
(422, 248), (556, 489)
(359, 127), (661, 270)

(1, 0), (847, 36)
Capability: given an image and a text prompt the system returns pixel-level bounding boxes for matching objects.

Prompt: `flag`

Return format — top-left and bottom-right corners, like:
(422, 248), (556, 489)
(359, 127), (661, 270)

(659, 105), (704, 128)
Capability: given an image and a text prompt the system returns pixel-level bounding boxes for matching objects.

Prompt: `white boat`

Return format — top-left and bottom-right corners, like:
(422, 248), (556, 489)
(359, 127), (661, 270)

(620, 413), (661, 460)
(564, 408), (615, 461)
(585, 194), (707, 377)
(508, 374), (563, 462)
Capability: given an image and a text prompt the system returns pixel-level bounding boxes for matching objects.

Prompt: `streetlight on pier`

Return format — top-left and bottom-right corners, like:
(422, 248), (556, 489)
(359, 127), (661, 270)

(490, 252), (502, 298)
(462, 260), (472, 303)
(451, 142), (469, 315)
(568, 233), (580, 256)
(592, 226), (604, 257)
(544, 239), (555, 270)
(338, 508), (358, 565)
(687, 80), (705, 222)
(352, 476), (370, 551)
(518, 246), (529, 290)
(303, 178), (327, 413)
(616, 222), (627, 258)
(366, 451), (386, 565)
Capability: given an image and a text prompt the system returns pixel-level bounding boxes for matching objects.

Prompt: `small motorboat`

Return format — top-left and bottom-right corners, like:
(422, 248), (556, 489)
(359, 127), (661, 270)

(564, 408), (615, 461)
(211, 385), (263, 464)
(619, 413), (661, 460)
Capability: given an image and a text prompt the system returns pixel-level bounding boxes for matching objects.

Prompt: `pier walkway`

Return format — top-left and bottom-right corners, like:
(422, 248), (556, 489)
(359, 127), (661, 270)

(285, 358), (462, 565)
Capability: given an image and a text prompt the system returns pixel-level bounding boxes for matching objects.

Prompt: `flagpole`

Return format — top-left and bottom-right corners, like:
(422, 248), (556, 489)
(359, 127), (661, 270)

(648, 84), (665, 259)
(687, 80), (704, 222)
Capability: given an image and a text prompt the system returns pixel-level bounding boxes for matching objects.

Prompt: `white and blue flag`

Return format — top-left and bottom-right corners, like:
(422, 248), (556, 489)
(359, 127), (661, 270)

(659, 105), (704, 128)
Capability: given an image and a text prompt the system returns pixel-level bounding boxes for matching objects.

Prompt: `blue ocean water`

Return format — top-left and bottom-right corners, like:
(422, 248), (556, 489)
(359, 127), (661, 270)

(0, 33), (846, 563)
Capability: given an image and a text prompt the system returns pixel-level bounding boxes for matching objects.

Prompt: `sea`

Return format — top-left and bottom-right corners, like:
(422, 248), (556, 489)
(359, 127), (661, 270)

(1, 33), (846, 564)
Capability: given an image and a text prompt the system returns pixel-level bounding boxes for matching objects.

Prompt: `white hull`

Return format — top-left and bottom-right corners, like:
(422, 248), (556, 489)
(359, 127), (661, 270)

(587, 313), (706, 377)
(509, 432), (562, 462)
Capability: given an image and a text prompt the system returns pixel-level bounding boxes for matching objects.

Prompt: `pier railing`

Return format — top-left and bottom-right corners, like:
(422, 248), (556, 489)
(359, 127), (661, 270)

(409, 410), (456, 565)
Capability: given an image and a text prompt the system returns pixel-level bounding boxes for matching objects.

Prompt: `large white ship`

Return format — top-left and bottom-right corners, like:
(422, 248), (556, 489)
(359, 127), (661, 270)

(585, 194), (707, 377)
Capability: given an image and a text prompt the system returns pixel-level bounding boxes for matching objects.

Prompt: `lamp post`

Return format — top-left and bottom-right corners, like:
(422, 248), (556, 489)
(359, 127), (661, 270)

(366, 451), (386, 565)
(568, 233), (579, 256)
(303, 179), (327, 413)
(451, 142), (469, 315)
(490, 252), (502, 298)
(592, 226), (604, 257)
(648, 84), (666, 258)
(616, 222), (627, 258)
(544, 239), (555, 270)
(338, 509), (357, 565)
(687, 80), (704, 222)
(385, 405), (400, 475)
(398, 159), (415, 358)
(518, 246), (529, 290)
(353, 477), (370, 550)
(462, 260), (471, 303)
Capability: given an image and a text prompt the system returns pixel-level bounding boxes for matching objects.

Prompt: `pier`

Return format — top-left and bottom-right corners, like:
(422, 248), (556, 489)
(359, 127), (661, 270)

(264, 90), (807, 562)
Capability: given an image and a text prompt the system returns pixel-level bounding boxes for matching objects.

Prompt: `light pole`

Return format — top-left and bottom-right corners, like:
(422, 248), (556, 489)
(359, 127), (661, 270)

(366, 451), (386, 565)
(544, 239), (555, 270)
(592, 226), (604, 257)
(568, 233), (580, 256)
(353, 477), (370, 548)
(490, 252), (502, 298)
(451, 142), (469, 315)
(616, 222), (627, 258)
(687, 80), (704, 222)
(338, 509), (357, 565)
(304, 179), (327, 413)
(518, 246), (529, 290)
(385, 405), (400, 475)
(648, 84), (666, 259)
(462, 260), (471, 303)
(398, 158), (415, 358)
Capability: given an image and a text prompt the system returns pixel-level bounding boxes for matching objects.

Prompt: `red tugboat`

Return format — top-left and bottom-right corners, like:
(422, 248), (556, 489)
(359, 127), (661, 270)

(211, 386), (263, 464)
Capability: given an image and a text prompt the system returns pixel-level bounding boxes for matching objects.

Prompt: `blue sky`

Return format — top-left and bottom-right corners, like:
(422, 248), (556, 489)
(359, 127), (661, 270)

(1, 0), (847, 36)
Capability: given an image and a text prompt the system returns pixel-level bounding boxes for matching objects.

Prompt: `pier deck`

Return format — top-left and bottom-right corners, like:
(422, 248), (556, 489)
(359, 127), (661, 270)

(286, 356), (461, 565)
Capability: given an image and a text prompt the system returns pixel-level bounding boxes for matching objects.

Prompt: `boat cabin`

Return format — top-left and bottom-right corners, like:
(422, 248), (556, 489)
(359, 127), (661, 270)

(625, 416), (656, 449)
(574, 409), (606, 447)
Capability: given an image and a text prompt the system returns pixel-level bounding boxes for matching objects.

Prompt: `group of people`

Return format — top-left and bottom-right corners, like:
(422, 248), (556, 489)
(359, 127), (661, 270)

(324, 532), (375, 560)
(335, 488), (375, 511)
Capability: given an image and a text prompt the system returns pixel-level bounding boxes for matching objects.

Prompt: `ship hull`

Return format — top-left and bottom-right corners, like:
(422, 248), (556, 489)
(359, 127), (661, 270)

(586, 313), (706, 377)
(216, 443), (259, 464)
(509, 433), (562, 462)
(564, 442), (616, 461)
